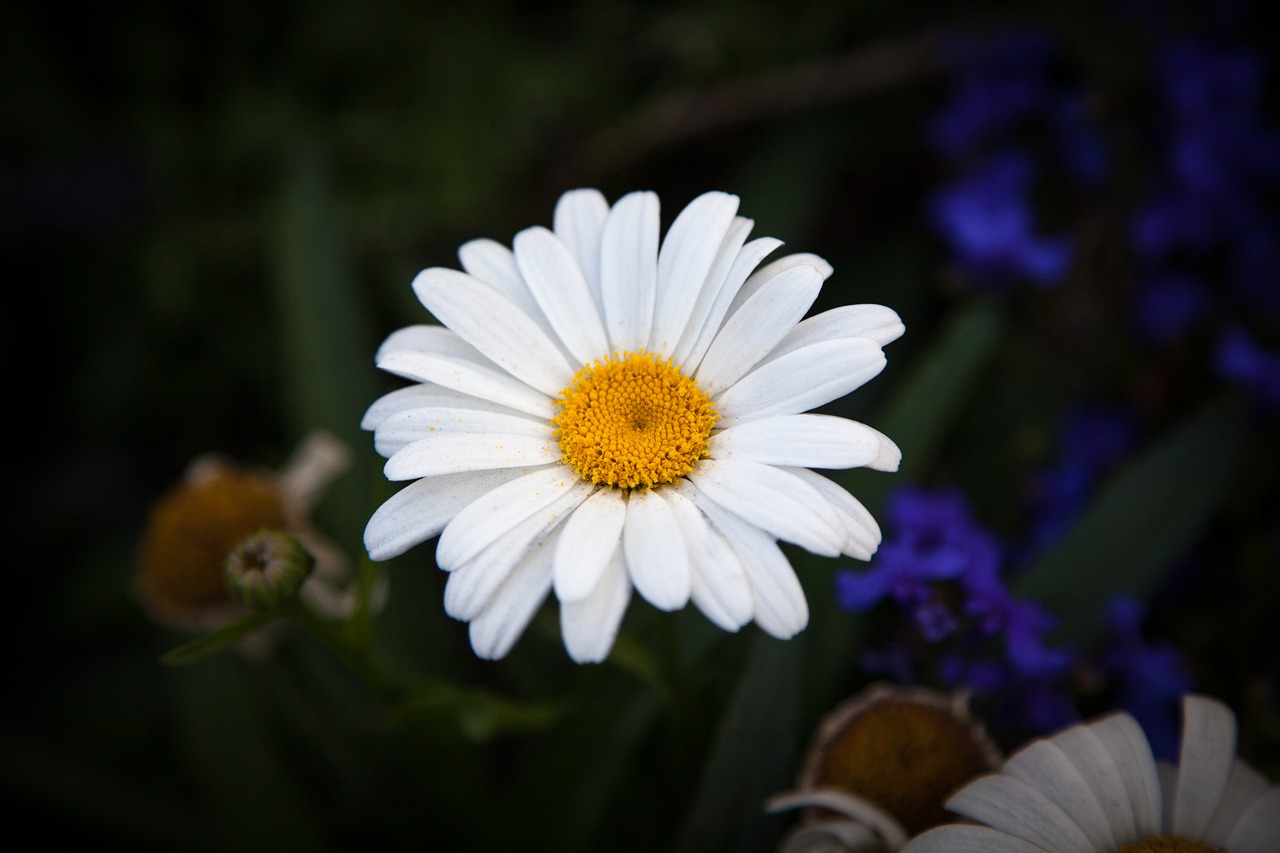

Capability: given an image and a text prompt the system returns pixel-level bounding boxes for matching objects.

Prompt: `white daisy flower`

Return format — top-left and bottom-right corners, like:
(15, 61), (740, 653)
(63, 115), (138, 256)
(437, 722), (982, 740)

(904, 694), (1280, 853)
(362, 189), (903, 663)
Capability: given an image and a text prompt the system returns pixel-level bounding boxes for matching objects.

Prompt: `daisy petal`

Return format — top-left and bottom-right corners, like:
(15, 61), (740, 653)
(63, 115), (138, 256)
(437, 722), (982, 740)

(710, 414), (900, 471)
(1203, 760), (1271, 847)
(945, 773), (1096, 853)
(468, 528), (560, 660)
(384, 433), (559, 480)
(377, 350), (555, 418)
(1004, 740), (1117, 850)
(726, 252), (833, 320)
(670, 217), (755, 366)
(560, 551), (631, 664)
(457, 238), (548, 328)
(679, 235), (784, 371)
(782, 467), (883, 559)
(374, 323), (484, 364)
(765, 304), (905, 366)
(667, 486), (753, 630)
(1172, 694), (1237, 838)
(362, 385), (530, 433)
(649, 191), (740, 358)
(600, 190), (659, 353)
(1225, 786), (1280, 853)
(695, 263), (825, 396)
(363, 467), (536, 561)
(436, 466), (582, 569)
(904, 824), (1053, 853)
(622, 488), (691, 611)
(374, 407), (551, 458)
(412, 266), (574, 396)
(714, 338), (887, 428)
(553, 486), (626, 603)
(687, 459), (847, 557)
(513, 226), (610, 366)
(1087, 714), (1163, 838)
(1051, 723), (1138, 843)
(554, 188), (610, 308)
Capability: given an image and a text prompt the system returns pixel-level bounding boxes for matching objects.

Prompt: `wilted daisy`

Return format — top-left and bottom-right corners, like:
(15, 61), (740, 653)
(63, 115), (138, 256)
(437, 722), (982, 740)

(363, 189), (903, 663)
(904, 693), (1280, 853)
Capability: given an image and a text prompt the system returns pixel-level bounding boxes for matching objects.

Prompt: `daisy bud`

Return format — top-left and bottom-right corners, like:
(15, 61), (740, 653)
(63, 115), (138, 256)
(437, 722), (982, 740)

(224, 529), (314, 612)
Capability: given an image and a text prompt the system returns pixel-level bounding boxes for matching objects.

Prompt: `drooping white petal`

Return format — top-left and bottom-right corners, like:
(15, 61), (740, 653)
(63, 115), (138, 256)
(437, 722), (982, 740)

(412, 267), (574, 396)
(694, 263), (825, 396)
(1172, 694), (1237, 839)
(622, 488), (691, 611)
(649, 191), (739, 358)
(384, 433), (560, 480)
(436, 466), (582, 569)
(553, 486), (626, 603)
(513, 226), (610, 366)
(764, 304), (905, 366)
(363, 467), (538, 561)
(374, 407), (551, 458)
(560, 551), (631, 664)
(1051, 722), (1138, 843)
(444, 480), (594, 620)
(765, 788), (908, 849)
(362, 384), (531, 434)
(1203, 760), (1272, 847)
(670, 217), (755, 366)
(467, 527), (561, 660)
(666, 485), (753, 630)
(377, 350), (555, 419)
(457, 238), (549, 330)
(687, 459), (847, 557)
(600, 190), (659, 353)
(725, 251), (833, 320)
(710, 414), (899, 471)
(903, 824), (1052, 853)
(374, 322), (485, 364)
(1225, 786), (1280, 853)
(713, 338), (886, 428)
(679, 235), (784, 371)
(689, 487), (808, 638)
(782, 467), (883, 559)
(1087, 714), (1163, 838)
(554, 188), (610, 309)
(1004, 740), (1117, 851)
(945, 773), (1095, 853)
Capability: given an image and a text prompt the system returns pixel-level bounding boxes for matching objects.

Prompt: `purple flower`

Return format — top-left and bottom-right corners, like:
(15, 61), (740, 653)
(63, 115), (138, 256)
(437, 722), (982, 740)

(1215, 325), (1280, 410)
(1132, 275), (1214, 344)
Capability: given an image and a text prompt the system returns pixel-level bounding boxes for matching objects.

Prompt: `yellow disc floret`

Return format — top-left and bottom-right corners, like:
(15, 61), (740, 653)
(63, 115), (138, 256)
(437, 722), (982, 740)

(553, 352), (717, 490)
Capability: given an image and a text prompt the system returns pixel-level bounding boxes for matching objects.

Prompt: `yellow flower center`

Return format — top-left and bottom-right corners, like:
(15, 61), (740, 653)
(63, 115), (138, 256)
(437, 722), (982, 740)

(1118, 836), (1226, 853)
(552, 351), (717, 490)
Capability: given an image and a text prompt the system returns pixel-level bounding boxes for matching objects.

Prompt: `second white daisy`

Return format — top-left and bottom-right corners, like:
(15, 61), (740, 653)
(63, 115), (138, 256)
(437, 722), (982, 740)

(363, 189), (903, 662)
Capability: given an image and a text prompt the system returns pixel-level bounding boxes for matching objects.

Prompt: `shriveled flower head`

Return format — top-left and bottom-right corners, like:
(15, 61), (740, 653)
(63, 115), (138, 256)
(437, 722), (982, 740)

(767, 683), (1001, 851)
(363, 189), (903, 662)
(904, 693), (1280, 853)
(135, 432), (355, 634)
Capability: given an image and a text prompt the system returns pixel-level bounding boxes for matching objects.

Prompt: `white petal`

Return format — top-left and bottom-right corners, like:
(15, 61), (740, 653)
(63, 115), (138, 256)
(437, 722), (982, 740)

(553, 486), (626, 603)
(412, 267), (574, 396)
(1086, 714), (1163, 838)
(1225, 786), (1280, 853)
(680, 235), (784, 371)
(903, 824), (1052, 853)
(622, 488), (691, 611)
(362, 384), (530, 433)
(1173, 695), (1237, 838)
(946, 773), (1096, 853)
(374, 407), (551, 458)
(689, 487), (808, 638)
(560, 551), (631, 664)
(764, 304), (905, 366)
(713, 338), (887, 428)
(765, 788), (907, 849)
(554, 188), (610, 308)
(457, 238), (549, 330)
(444, 480), (593, 620)
(1004, 740), (1118, 850)
(384, 433), (560, 480)
(600, 190), (659, 353)
(513, 226), (610, 366)
(374, 323), (484, 364)
(363, 467), (535, 561)
(710, 414), (899, 471)
(436, 466), (582, 569)
(1203, 760), (1272, 847)
(377, 350), (555, 418)
(687, 459), (847, 557)
(670, 217), (755, 367)
(695, 263), (825, 396)
(649, 191), (740, 358)
(782, 467), (883, 559)
(726, 251), (832, 320)
(467, 527), (560, 660)
(1051, 722), (1138, 843)
(666, 485), (753, 630)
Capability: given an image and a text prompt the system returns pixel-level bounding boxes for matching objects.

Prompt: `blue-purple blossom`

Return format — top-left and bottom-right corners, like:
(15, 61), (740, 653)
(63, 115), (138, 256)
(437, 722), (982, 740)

(1132, 275), (1214, 344)
(1215, 325), (1280, 410)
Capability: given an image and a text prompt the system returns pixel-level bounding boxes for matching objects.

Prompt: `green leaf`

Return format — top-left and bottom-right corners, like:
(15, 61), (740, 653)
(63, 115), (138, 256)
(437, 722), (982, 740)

(392, 683), (566, 743)
(160, 612), (276, 666)
(1014, 393), (1250, 645)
